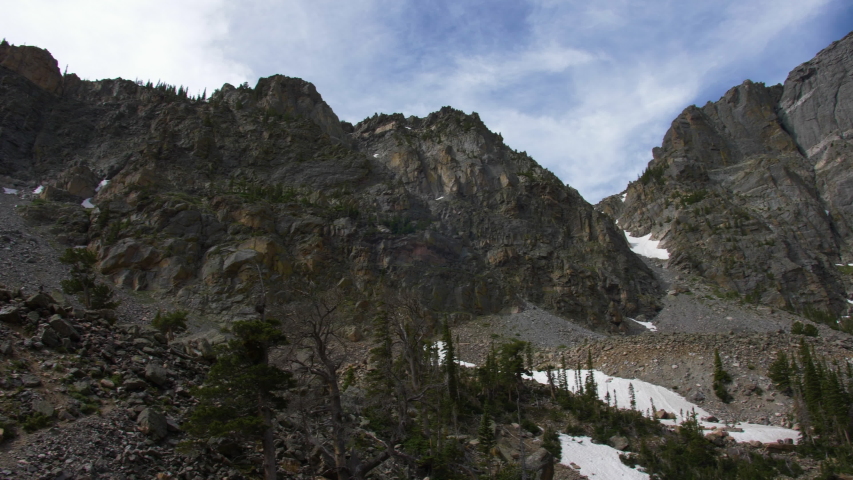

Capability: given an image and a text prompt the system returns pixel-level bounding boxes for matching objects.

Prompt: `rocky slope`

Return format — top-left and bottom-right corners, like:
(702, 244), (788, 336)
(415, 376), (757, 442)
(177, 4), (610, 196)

(598, 31), (853, 320)
(0, 41), (660, 334)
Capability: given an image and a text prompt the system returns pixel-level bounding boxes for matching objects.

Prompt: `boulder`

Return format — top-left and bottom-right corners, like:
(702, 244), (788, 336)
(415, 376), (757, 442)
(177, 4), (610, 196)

(37, 326), (62, 348)
(608, 435), (630, 451)
(49, 316), (80, 340)
(0, 306), (21, 324)
(145, 363), (171, 387)
(525, 448), (555, 480)
(32, 399), (54, 417)
(25, 292), (54, 310)
(137, 408), (168, 439)
(21, 374), (42, 388)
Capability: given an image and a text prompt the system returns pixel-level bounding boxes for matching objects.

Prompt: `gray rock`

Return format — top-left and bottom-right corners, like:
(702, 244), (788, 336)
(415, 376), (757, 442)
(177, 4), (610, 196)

(25, 292), (54, 310)
(122, 377), (147, 391)
(144, 363), (171, 387)
(31, 398), (54, 417)
(0, 306), (21, 324)
(137, 408), (168, 439)
(37, 326), (61, 348)
(608, 435), (629, 451)
(26, 311), (40, 323)
(72, 380), (92, 395)
(21, 374), (42, 388)
(524, 448), (555, 480)
(0, 341), (12, 356)
(49, 316), (80, 340)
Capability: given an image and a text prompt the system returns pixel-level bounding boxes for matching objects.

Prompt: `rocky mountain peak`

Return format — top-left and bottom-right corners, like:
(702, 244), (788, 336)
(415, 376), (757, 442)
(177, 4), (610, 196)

(0, 42), (63, 95)
(602, 30), (853, 322)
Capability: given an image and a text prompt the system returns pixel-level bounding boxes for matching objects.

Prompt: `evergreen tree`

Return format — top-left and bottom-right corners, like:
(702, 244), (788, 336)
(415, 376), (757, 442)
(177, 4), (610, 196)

(185, 319), (291, 480)
(542, 427), (562, 460)
(584, 350), (598, 401)
(712, 349), (733, 403)
(151, 310), (188, 341)
(768, 350), (792, 394)
(59, 248), (119, 309)
(441, 319), (459, 404)
(629, 382), (637, 411)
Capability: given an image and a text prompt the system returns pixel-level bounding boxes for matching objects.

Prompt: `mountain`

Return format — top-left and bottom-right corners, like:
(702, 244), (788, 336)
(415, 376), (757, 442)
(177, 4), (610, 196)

(598, 31), (853, 323)
(0, 41), (660, 332)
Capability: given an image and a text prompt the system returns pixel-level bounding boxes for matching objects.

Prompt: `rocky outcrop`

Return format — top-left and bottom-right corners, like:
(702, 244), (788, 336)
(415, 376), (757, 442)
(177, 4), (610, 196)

(0, 42), (63, 95)
(0, 42), (662, 331)
(600, 31), (853, 319)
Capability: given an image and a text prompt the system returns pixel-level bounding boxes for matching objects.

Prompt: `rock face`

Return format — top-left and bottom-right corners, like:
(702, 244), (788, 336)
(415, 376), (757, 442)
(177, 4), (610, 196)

(600, 31), (853, 319)
(0, 42), (661, 331)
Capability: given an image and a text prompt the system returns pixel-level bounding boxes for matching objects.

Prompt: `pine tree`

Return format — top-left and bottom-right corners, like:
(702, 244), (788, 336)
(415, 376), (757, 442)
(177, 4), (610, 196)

(584, 350), (598, 401)
(185, 319), (292, 480)
(478, 403), (496, 456)
(768, 350), (792, 394)
(441, 320), (459, 404)
(59, 248), (119, 309)
(712, 349), (733, 403)
(629, 383), (637, 410)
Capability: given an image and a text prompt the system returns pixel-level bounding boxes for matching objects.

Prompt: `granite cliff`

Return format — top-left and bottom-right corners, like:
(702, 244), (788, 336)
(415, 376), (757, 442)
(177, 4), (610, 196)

(599, 31), (853, 322)
(0, 41), (660, 332)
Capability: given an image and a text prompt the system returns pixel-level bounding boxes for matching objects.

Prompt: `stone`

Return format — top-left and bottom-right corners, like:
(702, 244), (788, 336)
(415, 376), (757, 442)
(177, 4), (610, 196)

(137, 408), (168, 439)
(25, 292), (54, 310)
(21, 374), (42, 387)
(122, 377), (147, 391)
(72, 380), (92, 395)
(0, 341), (12, 356)
(99, 378), (115, 389)
(145, 363), (171, 387)
(0, 306), (21, 324)
(31, 399), (54, 417)
(608, 435), (630, 451)
(37, 326), (61, 348)
(49, 316), (80, 340)
(26, 311), (40, 323)
(525, 447), (554, 480)
(0, 43), (63, 94)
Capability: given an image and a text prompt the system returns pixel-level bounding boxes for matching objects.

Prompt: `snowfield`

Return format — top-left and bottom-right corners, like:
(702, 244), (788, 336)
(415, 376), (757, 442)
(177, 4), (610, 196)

(624, 231), (669, 260)
(525, 368), (799, 445)
(629, 317), (657, 331)
(560, 435), (648, 479)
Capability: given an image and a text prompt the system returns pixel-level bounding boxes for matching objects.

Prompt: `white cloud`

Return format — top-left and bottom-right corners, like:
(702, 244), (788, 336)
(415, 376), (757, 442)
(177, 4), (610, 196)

(0, 0), (847, 203)
(0, 0), (251, 95)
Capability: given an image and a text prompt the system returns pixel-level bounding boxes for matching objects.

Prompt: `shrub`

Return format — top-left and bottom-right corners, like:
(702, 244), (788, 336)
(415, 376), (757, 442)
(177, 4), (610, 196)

(151, 310), (188, 340)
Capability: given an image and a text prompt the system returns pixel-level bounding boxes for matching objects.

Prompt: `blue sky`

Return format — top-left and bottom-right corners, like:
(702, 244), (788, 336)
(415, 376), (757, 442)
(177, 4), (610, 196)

(3, 1), (852, 203)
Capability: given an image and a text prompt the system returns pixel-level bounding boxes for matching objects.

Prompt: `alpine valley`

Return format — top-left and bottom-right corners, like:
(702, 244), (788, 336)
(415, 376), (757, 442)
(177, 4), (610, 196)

(0, 31), (851, 480)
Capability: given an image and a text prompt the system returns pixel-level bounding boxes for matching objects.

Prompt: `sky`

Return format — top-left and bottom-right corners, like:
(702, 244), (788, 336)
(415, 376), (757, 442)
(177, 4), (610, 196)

(3, 1), (852, 203)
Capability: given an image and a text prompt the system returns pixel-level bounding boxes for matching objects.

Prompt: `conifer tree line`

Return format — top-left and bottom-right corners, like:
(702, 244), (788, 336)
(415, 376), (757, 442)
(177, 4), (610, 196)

(767, 340), (853, 447)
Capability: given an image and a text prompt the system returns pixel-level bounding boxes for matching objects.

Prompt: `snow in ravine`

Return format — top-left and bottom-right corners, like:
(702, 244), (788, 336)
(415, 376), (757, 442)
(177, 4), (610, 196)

(624, 231), (669, 260)
(96, 179), (110, 192)
(33, 185), (44, 194)
(629, 317), (658, 331)
(3, 187), (18, 195)
(560, 435), (649, 479)
(81, 198), (95, 209)
(524, 369), (799, 444)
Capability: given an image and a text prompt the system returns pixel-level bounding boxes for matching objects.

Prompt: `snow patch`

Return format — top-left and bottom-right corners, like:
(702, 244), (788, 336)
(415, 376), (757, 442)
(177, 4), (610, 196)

(526, 368), (799, 444)
(81, 198), (95, 209)
(95, 179), (110, 192)
(629, 318), (657, 332)
(435, 341), (476, 368)
(3, 187), (19, 195)
(435, 196), (445, 201)
(621, 192), (627, 202)
(624, 231), (669, 260)
(33, 185), (44, 194)
(559, 435), (648, 479)
(373, 153), (379, 158)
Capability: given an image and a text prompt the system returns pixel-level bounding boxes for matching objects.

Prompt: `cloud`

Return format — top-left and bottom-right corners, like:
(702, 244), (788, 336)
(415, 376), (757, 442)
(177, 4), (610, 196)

(0, 0), (251, 95)
(1, 0), (848, 203)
